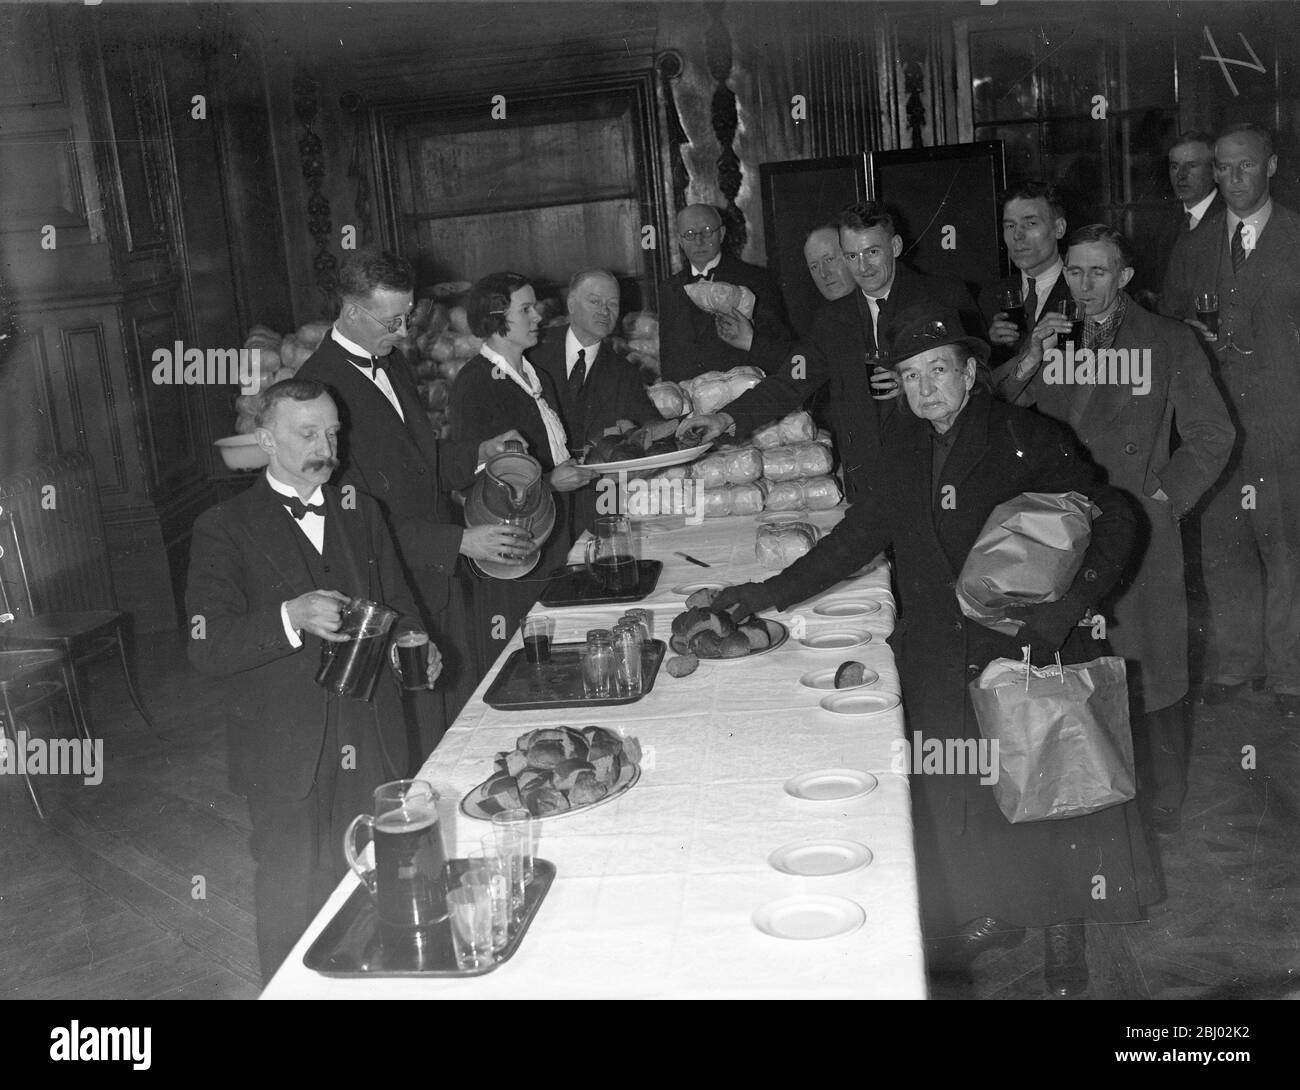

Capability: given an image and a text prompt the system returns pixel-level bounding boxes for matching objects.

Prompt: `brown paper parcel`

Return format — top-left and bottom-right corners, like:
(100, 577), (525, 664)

(955, 490), (1099, 636)
(969, 653), (1136, 823)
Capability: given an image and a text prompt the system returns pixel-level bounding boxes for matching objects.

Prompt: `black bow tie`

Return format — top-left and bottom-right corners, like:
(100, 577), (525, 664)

(281, 496), (325, 520)
(691, 271), (714, 282)
(348, 353), (384, 376)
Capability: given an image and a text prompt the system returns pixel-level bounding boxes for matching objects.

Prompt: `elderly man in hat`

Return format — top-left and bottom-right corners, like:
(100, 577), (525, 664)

(715, 306), (1155, 997)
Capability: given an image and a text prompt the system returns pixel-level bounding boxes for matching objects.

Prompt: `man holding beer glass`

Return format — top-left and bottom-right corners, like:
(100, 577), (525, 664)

(186, 378), (442, 980)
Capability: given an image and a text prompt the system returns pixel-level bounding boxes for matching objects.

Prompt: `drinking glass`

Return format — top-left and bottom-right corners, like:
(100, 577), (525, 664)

(466, 847), (515, 950)
(1195, 292), (1220, 337)
(998, 285), (1028, 336)
(1057, 299), (1086, 346)
(491, 808), (536, 887)
(522, 615), (554, 664)
(582, 629), (616, 698)
(447, 877), (495, 969)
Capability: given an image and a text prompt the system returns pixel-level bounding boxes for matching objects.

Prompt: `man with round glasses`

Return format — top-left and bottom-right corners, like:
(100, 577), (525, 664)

(656, 203), (792, 381)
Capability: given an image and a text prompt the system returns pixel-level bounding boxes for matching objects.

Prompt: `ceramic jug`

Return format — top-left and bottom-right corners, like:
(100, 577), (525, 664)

(462, 440), (555, 579)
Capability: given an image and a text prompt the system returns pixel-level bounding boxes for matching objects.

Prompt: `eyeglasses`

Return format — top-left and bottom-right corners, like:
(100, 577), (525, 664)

(679, 227), (719, 243)
(355, 302), (413, 333)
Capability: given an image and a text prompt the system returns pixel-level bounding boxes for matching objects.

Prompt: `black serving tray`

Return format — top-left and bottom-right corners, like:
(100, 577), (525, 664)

(538, 559), (662, 607)
(303, 858), (555, 977)
(483, 639), (667, 711)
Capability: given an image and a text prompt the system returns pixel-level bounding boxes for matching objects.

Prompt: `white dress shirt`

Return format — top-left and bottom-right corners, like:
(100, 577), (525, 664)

(266, 470), (325, 647)
(565, 327), (602, 379)
(1227, 198), (1273, 257)
(331, 326), (404, 421)
(1184, 189), (1218, 230)
(861, 291), (888, 349)
(1024, 257), (1064, 321)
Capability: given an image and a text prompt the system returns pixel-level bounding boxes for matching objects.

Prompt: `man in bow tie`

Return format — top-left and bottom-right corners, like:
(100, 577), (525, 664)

(297, 247), (527, 733)
(186, 379), (441, 981)
(655, 203), (792, 381)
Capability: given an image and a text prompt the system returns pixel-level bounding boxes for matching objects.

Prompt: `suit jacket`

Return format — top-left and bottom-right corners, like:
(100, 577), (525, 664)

(657, 252), (793, 382)
(448, 354), (566, 473)
(755, 393), (1151, 928)
(296, 335), (479, 617)
(1142, 191), (1224, 299)
(978, 266), (1073, 369)
(186, 477), (420, 800)
(723, 263), (979, 502)
(999, 298), (1234, 711)
(528, 329), (661, 451)
(1163, 200), (1300, 476)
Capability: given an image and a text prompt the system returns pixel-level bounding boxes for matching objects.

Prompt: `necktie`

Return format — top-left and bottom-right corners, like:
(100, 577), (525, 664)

(281, 496), (325, 520)
(1182, 210), (1193, 233)
(1231, 221), (1247, 273)
(1023, 277), (1038, 324)
(568, 348), (587, 401)
(872, 296), (889, 355)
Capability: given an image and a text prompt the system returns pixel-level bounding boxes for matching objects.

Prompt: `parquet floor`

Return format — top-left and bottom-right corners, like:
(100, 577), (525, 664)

(1, 630), (1296, 1000)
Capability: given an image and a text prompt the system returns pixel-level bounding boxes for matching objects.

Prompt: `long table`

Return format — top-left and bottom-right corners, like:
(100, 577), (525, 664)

(263, 507), (926, 998)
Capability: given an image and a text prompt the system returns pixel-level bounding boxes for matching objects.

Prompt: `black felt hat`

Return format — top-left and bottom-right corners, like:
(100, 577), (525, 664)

(886, 305), (990, 368)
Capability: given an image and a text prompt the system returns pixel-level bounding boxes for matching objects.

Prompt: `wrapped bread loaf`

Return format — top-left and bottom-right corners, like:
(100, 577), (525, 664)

(755, 521), (821, 569)
(683, 279), (756, 319)
(778, 411), (818, 444)
(624, 312), (659, 340)
(683, 366), (764, 415)
(721, 445), (763, 484)
(802, 475), (842, 510)
(691, 453), (729, 490)
(648, 381), (692, 419)
(761, 440), (834, 481)
(296, 321), (331, 350)
(449, 305), (471, 334)
(730, 481), (765, 515)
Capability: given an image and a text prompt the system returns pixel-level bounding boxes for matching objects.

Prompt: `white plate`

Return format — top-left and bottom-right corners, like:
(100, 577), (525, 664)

(798, 630), (872, 650)
(752, 895), (866, 940)
(784, 768), (878, 802)
(798, 666), (880, 691)
(670, 581), (726, 596)
(812, 597), (883, 618)
(768, 839), (873, 877)
(819, 690), (902, 717)
(582, 441), (712, 474)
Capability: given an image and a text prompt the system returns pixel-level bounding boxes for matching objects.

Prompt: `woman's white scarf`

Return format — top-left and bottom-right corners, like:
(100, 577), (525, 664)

(479, 344), (571, 467)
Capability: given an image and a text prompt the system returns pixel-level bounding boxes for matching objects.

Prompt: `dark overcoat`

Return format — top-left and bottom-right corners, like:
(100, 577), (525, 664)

(1001, 300), (1234, 711)
(766, 391), (1158, 933)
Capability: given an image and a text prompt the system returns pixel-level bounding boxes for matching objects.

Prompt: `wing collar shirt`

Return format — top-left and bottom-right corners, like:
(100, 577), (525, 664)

(691, 254), (723, 279)
(331, 325), (405, 421)
(266, 470), (325, 647)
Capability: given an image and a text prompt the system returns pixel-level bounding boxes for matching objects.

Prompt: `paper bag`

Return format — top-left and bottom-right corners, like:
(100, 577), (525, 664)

(956, 490), (1099, 636)
(969, 652), (1136, 823)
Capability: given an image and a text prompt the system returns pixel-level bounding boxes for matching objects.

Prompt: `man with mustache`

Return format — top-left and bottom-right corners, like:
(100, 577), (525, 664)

(297, 248), (526, 733)
(186, 379), (442, 981)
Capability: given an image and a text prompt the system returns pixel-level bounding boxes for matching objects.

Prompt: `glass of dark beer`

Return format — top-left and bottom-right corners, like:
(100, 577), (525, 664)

(998, 286), (1028, 337)
(522, 616), (553, 663)
(584, 515), (638, 594)
(316, 597), (400, 701)
(1057, 299), (1086, 347)
(1195, 292), (1220, 337)
(391, 630), (430, 690)
(344, 779), (449, 930)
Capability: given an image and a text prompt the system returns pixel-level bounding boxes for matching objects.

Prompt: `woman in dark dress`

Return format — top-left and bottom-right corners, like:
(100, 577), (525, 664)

(449, 272), (596, 678)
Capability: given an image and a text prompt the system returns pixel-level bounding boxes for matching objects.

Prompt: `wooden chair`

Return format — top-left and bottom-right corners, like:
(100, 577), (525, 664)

(0, 648), (79, 818)
(0, 504), (156, 740)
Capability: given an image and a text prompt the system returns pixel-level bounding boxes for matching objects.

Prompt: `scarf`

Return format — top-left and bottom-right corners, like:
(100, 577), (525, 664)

(479, 344), (571, 467)
(1083, 291), (1129, 352)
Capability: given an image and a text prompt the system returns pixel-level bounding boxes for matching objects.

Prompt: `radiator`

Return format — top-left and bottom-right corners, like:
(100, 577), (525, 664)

(0, 451), (117, 617)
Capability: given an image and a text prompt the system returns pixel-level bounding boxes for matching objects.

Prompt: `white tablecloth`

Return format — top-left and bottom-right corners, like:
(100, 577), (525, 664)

(263, 507), (926, 999)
